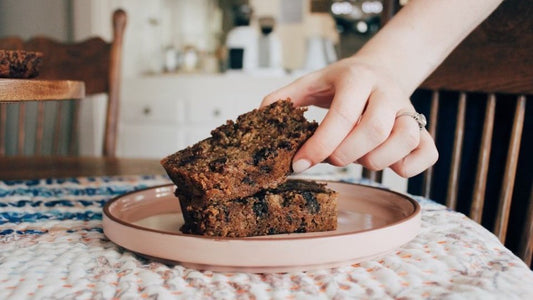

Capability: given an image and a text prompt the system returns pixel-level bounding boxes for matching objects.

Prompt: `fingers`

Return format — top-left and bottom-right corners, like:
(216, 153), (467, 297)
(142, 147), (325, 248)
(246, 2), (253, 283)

(291, 78), (372, 172)
(260, 59), (438, 177)
(326, 90), (398, 166)
(390, 129), (439, 178)
(357, 110), (421, 171)
(261, 71), (328, 107)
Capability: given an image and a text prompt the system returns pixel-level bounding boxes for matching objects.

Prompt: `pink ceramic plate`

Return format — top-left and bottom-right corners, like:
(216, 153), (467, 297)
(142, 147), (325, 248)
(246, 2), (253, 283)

(103, 181), (420, 273)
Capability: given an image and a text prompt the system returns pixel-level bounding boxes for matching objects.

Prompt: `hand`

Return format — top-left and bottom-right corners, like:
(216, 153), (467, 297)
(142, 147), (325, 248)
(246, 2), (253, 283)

(261, 57), (438, 178)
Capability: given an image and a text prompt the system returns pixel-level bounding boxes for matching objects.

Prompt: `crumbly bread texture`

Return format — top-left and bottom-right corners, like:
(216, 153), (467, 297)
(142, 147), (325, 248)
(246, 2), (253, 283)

(0, 50), (43, 78)
(161, 99), (318, 206)
(179, 179), (338, 237)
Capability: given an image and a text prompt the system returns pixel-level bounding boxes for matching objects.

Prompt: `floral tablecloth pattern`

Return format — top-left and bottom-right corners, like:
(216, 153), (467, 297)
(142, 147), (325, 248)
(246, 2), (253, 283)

(1, 175), (532, 299)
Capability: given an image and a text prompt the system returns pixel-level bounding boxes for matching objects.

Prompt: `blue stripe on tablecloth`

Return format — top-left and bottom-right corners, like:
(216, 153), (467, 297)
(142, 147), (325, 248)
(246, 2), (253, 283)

(0, 175), (166, 186)
(0, 227), (103, 236)
(0, 211), (102, 225)
(0, 199), (108, 208)
(0, 175), (172, 239)
(0, 186), (139, 198)
(0, 229), (48, 235)
(0, 178), (81, 186)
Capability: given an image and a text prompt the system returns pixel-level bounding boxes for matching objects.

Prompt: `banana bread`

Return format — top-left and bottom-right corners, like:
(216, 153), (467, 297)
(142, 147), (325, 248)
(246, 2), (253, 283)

(161, 99), (318, 206)
(0, 50), (43, 78)
(179, 179), (338, 237)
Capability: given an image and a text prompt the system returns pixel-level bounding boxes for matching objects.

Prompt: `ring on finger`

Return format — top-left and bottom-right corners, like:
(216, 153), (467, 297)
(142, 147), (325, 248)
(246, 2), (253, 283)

(396, 111), (427, 130)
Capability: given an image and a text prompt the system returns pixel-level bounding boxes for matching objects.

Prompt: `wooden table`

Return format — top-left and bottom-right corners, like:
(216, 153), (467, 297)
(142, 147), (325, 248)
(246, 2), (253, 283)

(0, 157), (166, 180)
(0, 78), (156, 179)
(0, 78), (87, 156)
(0, 78), (85, 101)
(0, 79), (165, 180)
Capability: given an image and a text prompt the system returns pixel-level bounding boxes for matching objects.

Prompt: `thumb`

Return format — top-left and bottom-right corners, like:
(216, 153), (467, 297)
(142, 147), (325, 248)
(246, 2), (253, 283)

(260, 71), (324, 107)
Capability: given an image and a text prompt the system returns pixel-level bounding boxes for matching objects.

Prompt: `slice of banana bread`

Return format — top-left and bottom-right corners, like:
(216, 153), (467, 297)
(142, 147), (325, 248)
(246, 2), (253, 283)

(161, 99), (318, 206)
(178, 179), (338, 237)
(0, 50), (43, 78)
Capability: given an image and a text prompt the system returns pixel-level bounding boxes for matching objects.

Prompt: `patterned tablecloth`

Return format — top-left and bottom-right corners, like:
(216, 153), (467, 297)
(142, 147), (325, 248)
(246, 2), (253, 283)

(1, 175), (532, 300)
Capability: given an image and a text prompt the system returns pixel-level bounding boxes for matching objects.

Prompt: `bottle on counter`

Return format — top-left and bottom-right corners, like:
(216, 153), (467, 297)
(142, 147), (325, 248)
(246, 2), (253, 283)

(256, 16), (285, 76)
(225, 4), (259, 72)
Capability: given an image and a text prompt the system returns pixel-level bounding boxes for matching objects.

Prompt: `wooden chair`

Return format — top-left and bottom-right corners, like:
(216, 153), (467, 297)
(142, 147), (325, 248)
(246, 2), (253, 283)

(371, 0), (532, 267)
(0, 9), (126, 157)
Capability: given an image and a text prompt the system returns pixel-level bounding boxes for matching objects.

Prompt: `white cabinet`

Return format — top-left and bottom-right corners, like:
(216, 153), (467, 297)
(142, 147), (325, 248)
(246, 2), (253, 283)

(117, 73), (333, 158)
(118, 74), (336, 158)
(121, 84), (186, 125)
(118, 124), (184, 158)
(186, 95), (237, 125)
(117, 74), (297, 158)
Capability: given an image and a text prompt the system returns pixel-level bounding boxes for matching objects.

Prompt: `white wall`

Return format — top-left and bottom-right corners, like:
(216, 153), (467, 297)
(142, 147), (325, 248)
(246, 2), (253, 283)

(0, 0), (70, 40)
(71, 0), (340, 78)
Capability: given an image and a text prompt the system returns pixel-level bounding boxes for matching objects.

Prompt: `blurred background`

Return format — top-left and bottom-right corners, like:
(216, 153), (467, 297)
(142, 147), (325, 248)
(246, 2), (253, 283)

(0, 0), (385, 76)
(0, 0), (404, 189)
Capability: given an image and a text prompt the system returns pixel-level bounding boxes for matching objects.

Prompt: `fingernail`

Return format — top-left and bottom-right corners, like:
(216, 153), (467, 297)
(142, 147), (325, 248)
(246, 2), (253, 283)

(292, 159), (311, 173)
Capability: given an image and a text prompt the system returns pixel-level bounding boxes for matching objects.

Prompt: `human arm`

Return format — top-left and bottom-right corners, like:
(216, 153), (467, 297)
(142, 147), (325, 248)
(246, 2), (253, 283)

(262, 0), (503, 177)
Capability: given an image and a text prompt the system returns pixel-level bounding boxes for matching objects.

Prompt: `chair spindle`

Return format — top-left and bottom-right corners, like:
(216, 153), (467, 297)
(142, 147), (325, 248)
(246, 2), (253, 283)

(494, 95), (526, 243)
(0, 103), (6, 155)
(446, 92), (467, 209)
(52, 101), (63, 155)
(362, 169), (383, 183)
(470, 93), (496, 223)
(69, 100), (81, 155)
(422, 90), (440, 198)
(519, 185), (533, 267)
(17, 103), (26, 155)
(35, 102), (45, 155)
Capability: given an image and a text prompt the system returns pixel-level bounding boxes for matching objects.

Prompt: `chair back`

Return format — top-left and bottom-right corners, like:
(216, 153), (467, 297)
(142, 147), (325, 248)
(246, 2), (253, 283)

(0, 9), (126, 157)
(373, 0), (532, 267)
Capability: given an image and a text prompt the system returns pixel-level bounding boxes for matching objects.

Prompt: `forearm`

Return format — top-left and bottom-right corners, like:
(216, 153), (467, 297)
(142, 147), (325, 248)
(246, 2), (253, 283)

(353, 0), (503, 96)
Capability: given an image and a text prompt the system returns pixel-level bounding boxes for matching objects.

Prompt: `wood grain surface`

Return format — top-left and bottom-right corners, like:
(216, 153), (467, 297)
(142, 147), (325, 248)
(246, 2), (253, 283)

(0, 157), (166, 180)
(0, 79), (85, 101)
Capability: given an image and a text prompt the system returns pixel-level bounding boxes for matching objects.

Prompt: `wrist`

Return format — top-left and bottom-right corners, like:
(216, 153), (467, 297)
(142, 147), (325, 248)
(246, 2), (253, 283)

(343, 53), (414, 99)
(349, 29), (439, 97)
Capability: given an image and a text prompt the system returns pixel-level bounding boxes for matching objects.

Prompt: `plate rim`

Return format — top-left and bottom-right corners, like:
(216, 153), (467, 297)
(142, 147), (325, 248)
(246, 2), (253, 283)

(103, 180), (421, 241)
